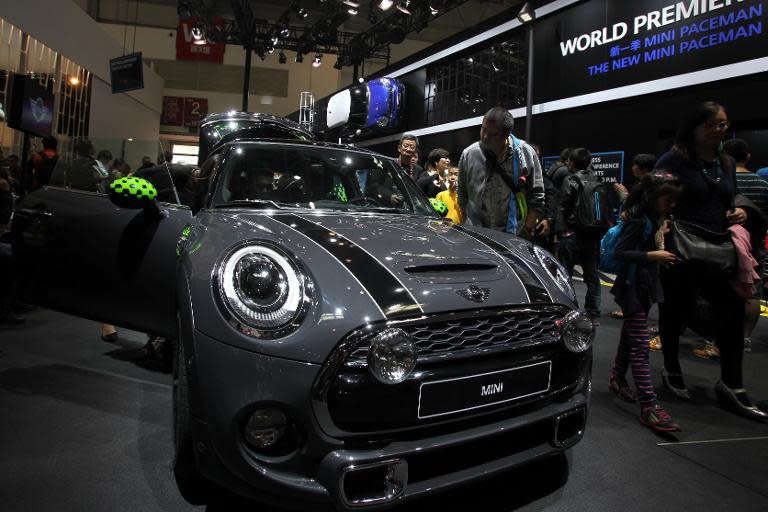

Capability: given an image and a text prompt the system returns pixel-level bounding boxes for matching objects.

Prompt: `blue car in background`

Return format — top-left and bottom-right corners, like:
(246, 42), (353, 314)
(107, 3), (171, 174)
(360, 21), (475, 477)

(327, 77), (404, 131)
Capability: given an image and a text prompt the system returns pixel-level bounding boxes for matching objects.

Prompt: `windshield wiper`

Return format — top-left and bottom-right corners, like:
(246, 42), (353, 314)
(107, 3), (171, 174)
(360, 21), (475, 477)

(214, 199), (284, 209)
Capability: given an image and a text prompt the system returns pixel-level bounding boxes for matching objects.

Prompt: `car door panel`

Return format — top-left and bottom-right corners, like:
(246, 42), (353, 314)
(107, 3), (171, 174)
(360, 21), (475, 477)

(12, 187), (193, 337)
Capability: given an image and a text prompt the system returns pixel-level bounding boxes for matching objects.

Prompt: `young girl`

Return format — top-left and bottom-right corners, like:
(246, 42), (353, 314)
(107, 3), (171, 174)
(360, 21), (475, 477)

(608, 173), (682, 432)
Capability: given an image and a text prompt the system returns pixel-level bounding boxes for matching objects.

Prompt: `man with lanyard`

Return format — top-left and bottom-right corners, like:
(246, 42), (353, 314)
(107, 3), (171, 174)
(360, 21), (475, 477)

(457, 107), (546, 239)
(396, 133), (424, 182)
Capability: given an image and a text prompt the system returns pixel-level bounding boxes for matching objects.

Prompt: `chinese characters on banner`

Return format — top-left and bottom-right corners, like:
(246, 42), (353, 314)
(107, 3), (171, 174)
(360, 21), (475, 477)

(176, 16), (225, 63)
(162, 97), (209, 127)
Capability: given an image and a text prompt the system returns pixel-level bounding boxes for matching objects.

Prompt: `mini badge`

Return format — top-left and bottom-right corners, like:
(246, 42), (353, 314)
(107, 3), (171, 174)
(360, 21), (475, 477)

(457, 284), (491, 303)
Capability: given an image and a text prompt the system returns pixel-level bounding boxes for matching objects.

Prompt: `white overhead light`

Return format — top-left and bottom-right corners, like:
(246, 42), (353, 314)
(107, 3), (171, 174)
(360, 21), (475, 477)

(517, 2), (535, 23)
(342, 0), (360, 7)
(377, 0), (394, 11)
(348, 7), (358, 15)
(396, 0), (411, 15)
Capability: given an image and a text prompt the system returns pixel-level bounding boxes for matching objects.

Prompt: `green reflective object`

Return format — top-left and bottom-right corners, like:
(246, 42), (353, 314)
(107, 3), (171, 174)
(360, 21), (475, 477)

(182, 225), (192, 237)
(109, 177), (158, 201)
(429, 198), (448, 216)
(333, 183), (347, 203)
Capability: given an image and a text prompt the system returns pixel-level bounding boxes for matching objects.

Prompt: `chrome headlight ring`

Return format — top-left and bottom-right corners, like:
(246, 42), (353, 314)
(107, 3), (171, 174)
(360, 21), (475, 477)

(532, 245), (576, 302)
(217, 241), (314, 339)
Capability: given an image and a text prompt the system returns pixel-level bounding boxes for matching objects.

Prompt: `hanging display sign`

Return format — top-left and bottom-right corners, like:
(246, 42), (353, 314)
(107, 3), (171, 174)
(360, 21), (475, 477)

(534, 0), (767, 102)
(176, 16), (225, 64)
(162, 96), (208, 127)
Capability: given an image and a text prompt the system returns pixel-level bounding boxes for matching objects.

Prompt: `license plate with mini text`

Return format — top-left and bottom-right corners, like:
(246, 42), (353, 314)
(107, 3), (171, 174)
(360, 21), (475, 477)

(417, 361), (552, 419)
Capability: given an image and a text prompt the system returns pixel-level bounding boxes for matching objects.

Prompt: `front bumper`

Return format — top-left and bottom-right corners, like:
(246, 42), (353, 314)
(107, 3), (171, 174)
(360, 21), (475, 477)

(190, 328), (589, 510)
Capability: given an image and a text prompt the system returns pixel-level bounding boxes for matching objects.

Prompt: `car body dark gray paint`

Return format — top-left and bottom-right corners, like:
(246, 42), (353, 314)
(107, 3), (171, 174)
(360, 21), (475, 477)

(12, 112), (590, 510)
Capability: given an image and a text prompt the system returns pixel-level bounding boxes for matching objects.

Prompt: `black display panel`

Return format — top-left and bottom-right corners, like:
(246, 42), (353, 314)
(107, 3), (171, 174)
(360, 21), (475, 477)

(7, 74), (54, 137)
(534, 0), (767, 103)
(110, 52), (144, 94)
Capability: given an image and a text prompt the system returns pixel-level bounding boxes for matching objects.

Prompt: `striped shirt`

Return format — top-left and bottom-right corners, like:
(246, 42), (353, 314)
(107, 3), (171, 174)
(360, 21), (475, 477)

(736, 171), (768, 220)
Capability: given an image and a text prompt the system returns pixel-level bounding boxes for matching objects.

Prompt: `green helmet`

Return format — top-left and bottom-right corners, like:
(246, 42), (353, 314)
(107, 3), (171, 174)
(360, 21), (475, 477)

(429, 197), (448, 217)
(109, 176), (158, 201)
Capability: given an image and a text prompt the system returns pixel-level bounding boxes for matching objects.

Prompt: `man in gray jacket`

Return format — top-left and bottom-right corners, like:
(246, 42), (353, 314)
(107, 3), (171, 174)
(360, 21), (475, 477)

(457, 107), (546, 238)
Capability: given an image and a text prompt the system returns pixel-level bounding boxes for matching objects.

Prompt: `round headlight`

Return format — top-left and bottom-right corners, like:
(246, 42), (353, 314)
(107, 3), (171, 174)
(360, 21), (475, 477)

(367, 328), (418, 385)
(243, 408), (287, 450)
(560, 311), (594, 353)
(219, 244), (309, 336)
(533, 246), (576, 301)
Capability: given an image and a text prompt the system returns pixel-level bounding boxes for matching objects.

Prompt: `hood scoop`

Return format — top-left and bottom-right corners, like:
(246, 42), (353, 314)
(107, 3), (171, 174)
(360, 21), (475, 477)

(402, 260), (504, 284)
(404, 263), (497, 274)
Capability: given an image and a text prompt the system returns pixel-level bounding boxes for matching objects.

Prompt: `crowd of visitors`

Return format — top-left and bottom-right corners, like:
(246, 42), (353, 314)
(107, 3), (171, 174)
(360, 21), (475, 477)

(2, 100), (768, 430)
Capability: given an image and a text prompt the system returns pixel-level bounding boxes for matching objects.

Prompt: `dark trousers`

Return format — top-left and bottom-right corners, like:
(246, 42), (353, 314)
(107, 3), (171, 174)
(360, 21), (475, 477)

(659, 268), (744, 387)
(559, 234), (601, 317)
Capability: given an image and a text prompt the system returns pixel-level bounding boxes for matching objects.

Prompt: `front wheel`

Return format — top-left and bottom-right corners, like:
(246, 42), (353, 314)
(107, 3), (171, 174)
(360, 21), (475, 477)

(172, 321), (209, 504)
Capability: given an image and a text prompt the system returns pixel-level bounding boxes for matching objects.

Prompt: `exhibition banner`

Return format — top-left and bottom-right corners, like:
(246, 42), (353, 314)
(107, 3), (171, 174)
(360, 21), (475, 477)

(176, 17), (225, 64)
(534, 0), (767, 102)
(162, 96), (208, 127)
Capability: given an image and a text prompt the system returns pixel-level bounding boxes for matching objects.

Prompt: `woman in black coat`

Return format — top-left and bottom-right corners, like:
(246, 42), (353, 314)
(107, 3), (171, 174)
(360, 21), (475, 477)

(656, 101), (767, 421)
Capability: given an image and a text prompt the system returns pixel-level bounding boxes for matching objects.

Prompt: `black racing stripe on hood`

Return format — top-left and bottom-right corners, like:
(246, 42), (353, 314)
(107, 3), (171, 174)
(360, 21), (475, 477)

(271, 214), (422, 319)
(452, 225), (551, 303)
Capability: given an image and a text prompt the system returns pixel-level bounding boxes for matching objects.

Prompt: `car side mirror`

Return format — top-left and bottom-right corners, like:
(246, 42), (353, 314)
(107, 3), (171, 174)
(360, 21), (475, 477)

(108, 176), (167, 219)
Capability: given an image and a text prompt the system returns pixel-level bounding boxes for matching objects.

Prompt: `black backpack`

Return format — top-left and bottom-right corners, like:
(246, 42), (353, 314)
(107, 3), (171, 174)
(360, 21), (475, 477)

(571, 171), (612, 235)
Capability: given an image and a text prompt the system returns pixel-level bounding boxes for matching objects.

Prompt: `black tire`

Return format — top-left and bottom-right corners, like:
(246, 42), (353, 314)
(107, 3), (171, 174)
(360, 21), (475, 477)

(172, 327), (209, 505)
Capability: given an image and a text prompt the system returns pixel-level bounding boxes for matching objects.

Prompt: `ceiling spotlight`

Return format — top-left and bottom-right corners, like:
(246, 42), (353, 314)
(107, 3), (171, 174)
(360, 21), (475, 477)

(295, 52), (304, 63)
(295, 6), (309, 18)
(348, 8), (358, 15)
(279, 51), (287, 64)
(377, 0), (394, 11)
(280, 27), (290, 38)
(68, 76), (80, 86)
(430, 6), (438, 15)
(312, 54), (322, 67)
(517, 2), (535, 23)
(358, 76), (365, 83)
(396, 0), (411, 15)
(342, 0), (360, 7)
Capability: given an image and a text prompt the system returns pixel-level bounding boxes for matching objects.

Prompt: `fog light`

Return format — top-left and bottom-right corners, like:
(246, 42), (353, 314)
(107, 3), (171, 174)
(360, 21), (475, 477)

(367, 328), (417, 385)
(243, 408), (286, 450)
(559, 311), (594, 353)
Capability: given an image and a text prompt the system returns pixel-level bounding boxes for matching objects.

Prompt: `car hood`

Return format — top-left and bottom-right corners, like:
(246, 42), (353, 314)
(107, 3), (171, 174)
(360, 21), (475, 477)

(187, 210), (569, 363)
(248, 211), (553, 316)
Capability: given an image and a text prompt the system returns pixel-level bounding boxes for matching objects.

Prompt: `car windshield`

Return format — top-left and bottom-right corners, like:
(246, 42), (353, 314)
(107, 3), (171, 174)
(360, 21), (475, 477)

(210, 142), (435, 215)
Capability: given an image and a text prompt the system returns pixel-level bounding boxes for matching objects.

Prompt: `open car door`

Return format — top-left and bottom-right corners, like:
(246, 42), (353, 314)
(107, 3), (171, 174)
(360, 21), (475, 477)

(11, 156), (194, 339)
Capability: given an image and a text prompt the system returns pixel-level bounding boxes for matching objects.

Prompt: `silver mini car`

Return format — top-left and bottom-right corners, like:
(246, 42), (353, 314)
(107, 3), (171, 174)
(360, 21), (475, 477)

(12, 113), (592, 510)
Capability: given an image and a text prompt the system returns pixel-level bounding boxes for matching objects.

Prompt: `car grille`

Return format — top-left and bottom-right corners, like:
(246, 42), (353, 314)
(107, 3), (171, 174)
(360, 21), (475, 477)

(344, 308), (563, 366)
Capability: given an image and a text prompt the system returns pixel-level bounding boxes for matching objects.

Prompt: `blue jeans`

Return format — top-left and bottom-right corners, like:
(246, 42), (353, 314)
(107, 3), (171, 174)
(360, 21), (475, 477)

(558, 234), (601, 317)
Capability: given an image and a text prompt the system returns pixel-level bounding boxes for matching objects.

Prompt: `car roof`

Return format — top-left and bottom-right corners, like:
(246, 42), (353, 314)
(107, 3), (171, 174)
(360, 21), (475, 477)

(214, 138), (391, 158)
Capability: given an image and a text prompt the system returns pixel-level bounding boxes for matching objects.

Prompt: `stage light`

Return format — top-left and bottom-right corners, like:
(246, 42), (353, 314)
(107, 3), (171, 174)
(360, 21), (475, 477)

(396, 0), (411, 15)
(377, 0), (394, 11)
(348, 8), (358, 15)
(295, 52), (304, 63)
(517, 2), (535, 23)
(312, 54), (322, 67)
(279, 51), (287, 64)
(191, 25), (204, 40)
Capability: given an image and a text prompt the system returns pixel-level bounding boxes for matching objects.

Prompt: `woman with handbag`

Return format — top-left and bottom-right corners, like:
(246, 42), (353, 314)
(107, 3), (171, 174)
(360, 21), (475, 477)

(655, 101), (767, 422)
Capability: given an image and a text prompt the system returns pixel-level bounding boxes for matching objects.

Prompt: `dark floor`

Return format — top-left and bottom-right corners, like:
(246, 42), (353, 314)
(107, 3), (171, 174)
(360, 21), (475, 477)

(1, 281), (767, 511)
